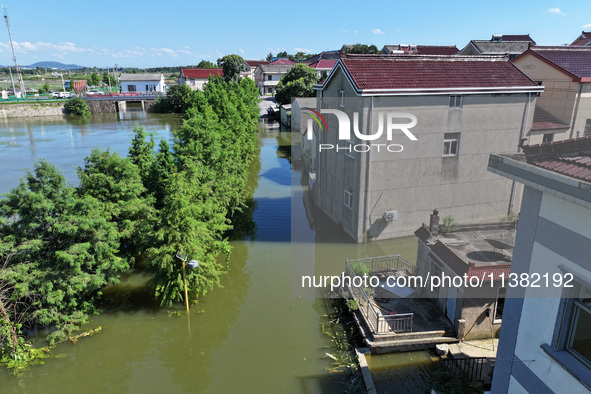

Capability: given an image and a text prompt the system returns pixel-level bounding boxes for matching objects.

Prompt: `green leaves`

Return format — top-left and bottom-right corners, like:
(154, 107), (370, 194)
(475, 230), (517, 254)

(275, 63), (319, 104)
(63, 97), (90, 116)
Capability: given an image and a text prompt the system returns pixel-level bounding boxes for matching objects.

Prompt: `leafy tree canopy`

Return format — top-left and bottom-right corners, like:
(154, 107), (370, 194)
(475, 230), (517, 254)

(195, 60), (217, 69)
(274, 63), (319, 104)
(344, 43), (380, 54)
(217, 54), (246, 83)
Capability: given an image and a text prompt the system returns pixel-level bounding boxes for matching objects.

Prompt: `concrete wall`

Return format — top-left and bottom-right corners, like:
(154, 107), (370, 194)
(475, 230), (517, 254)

(491, 184), (591, 393)
(0, 102), (65, 118)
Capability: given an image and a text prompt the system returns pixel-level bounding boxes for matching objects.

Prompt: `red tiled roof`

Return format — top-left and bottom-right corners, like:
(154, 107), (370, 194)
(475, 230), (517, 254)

(522, 136), (591, 182)
(245, 60), (269, 67)
(309, 60), (337, 69)
(336, 54), (541, 93)
(271, 58), (296, 65)
(181, 68), (223, 78)
(515, 47), (591, 81)
(570, 31), (591, 46)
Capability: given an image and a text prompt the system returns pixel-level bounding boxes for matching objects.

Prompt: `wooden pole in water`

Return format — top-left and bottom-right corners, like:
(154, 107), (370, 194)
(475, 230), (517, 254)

(182, 258), (190, 314)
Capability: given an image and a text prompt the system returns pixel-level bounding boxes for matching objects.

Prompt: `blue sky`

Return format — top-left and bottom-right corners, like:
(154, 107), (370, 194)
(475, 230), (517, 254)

(0, 1), (589, 68)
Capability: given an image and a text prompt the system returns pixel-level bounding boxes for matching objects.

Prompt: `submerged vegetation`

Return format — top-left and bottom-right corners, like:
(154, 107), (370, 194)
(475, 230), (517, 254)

(0, 75), (260, 370)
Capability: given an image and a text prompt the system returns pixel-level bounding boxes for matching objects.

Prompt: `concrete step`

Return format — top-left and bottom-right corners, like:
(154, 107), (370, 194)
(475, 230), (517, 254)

(366, 336), (460, 354)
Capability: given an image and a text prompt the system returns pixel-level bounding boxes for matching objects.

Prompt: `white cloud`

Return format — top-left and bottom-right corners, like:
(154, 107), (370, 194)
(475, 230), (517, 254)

(583, 23), (591, 29)
(547, 7), (565, 15)
(372, 28), (385, 35)
(294, 47), (311, 53)
(239, 48), (245, 54)
(354, 30), (358, 34)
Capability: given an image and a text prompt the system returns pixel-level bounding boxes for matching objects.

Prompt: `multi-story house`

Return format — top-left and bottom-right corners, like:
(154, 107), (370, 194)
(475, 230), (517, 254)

(254, 64), (293, 95)
(178, 68), (224, 90)
(303, 53), (542, 242)
(512, 46), (591, 144)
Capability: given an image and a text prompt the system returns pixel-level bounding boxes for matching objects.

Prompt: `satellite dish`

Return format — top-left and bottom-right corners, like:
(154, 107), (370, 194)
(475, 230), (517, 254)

(188, 260), (199, 269)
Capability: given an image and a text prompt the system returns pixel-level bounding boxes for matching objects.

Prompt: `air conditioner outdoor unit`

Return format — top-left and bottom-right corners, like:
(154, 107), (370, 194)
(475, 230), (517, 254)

(383, 210), (398, 222)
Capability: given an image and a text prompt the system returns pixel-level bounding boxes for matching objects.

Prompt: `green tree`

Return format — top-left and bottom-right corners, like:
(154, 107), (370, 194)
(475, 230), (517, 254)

(266, 52), (273, 62)
(89, 72), (100, 86)
(154, 84), (194, 114)
(38, 81), (50, 94)
(0, 160), (126, 344)
(77, 148), (156, 261)
(63, 97), (90, 116)
(217, 54), (246, 83)
(274, 63), (319, 104)
(129, 125), (156, 182)
(344, 43), (380, 54)
(195, 60), (216, 68)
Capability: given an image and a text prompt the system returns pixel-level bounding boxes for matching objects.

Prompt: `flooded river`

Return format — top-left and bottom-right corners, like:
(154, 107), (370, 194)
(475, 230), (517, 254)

(0, 112), (419, 393)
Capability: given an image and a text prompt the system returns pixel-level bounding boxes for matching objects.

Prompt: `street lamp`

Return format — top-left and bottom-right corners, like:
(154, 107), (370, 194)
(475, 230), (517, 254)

(175, 250), (199, 313)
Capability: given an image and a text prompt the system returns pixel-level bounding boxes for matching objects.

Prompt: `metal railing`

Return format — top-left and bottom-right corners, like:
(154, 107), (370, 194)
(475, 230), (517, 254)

(443, 357), (495, 384)
(345, 255), (417, 334)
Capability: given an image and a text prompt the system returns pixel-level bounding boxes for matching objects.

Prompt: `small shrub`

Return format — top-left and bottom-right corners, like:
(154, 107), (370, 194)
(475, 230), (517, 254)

(440, 215), (457, 234)
(63, 97), (90, 116)
(345, 299), (359, 311)
(350, 262), (371, 277)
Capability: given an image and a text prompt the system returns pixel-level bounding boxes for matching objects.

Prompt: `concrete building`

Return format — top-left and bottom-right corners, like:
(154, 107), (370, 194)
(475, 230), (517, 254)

(119, 73), (165, 94)
(305, 53), (542, 242)
(178, 68), (223, 90)
(487, 136), (591, 393)
(512, 46), (591, 144)
(254, 64), (293, 95)
(459, 35), (535, 60)
(242, 60), (269, 80)
(381, 44), (459, 55)
(415, 210), (514, 340)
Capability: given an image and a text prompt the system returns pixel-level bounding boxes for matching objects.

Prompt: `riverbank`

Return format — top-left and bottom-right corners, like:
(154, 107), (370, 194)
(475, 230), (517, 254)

(0, 101), (64, 118)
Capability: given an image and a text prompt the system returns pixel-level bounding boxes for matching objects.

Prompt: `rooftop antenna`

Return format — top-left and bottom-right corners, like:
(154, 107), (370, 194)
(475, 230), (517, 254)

(3, 6), (25, 97)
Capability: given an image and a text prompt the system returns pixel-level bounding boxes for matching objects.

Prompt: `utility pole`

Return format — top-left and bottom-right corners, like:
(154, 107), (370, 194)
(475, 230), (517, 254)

(3, 6), (25, 98)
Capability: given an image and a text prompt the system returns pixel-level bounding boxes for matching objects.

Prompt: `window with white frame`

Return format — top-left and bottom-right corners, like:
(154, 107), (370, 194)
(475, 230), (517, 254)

(449, 95), (463, 108)
(443, 133), (460, 156)
(339, 90), (345, 107)
(494, 287), (506, 323)
(343, 189), (353, 209)
(543, 133), (554, 144)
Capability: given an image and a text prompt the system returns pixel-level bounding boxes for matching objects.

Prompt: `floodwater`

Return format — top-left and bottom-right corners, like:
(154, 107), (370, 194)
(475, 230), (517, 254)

(0, 112), (419, 393)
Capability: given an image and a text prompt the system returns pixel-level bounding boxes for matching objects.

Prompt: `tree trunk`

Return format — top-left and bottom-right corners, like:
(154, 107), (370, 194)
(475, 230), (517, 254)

(0, 298), (19, 350)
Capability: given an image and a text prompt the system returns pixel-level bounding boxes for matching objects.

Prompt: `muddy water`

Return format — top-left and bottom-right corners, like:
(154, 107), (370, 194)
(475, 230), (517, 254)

(0, 114), (418, 393)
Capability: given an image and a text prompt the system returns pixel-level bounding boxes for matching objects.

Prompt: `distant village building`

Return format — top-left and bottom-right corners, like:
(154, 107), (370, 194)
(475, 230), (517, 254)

(512, 46), (591, 144)
(254, 64), (293, 95)
(178, 68), (223, 90)
(570, 31), (591, 46)
(459, 34), (535, 59)
(119, 73), (165, 94)
(242, 60), (269, 80)
(304, 53), (543, 242)
(381, 44), (459, 55)
(488, 136), (591, 393)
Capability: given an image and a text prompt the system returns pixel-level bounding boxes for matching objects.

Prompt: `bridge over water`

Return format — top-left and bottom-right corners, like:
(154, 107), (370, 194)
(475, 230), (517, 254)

(84, 94), (161, 113)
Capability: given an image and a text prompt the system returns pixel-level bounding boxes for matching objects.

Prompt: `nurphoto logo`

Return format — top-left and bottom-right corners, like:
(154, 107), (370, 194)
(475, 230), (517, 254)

(303, 107), (418, 153)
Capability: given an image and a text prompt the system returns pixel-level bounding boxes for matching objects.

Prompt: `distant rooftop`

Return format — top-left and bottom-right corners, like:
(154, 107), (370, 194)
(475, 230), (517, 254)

(119, 73), (163, 81)
(463, 40), (532, 55)
(270, 58), (296, 65)
(179, 68), (223, 79)
(381, 44), (459, 55)
(570, 31), (591, 47)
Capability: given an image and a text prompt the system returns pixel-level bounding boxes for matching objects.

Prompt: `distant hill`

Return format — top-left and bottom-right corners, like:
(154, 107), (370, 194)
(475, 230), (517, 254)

(27, 61), (85, 70)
